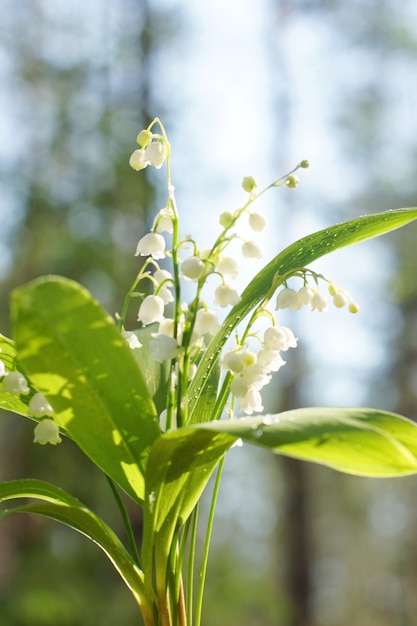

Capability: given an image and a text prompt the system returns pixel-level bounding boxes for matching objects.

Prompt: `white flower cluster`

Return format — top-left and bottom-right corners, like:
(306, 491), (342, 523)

(222, 326), (297, 414)
(129, 129), (168, 172)
(0, 361), (61, 445)
(125, 120), (357, 424)
(275, 280), (359, 314)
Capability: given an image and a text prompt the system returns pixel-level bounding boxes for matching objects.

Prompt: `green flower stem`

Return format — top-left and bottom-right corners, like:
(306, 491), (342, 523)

(105, 475), (141, 568)
(186, 507), (199, 625)
(194, 458), (225, 626)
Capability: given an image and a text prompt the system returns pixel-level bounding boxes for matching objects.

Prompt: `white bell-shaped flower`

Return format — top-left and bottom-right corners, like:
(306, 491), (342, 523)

(194, 309), (219, 336)
(263, 326), (297, 352)
(152, 209), (174, 234)
(216, 256), (240, 280)
(223, 349), (256, 373)
(138, 295), (165, 326)
(333, 293), (346, 308)
(248, 212), (267, 232)
(242, 364), (271, 391)
(129, 149), (148, 171)
(275, 287), (300, 310)
(242, 240), (264, 262)
(135, 233), (166, 260)
(33, 419), (62, 445)
(145, 142), (167, 169)
(310, 291), (328, 312)
(257, 349), (286, 373)
(214, 284), (241, 307)
(2, 371), (30, 395)
(28, 392), (54, 417)
(296, 286), (314, 307)
(181, 256), (205, 281)
(240, 388), (263, 415)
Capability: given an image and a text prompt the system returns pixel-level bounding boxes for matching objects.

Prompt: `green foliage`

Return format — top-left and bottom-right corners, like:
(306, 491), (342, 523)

(193, 407), (417, 477)
(2, 118), (417, 626)
(0, 479), (149, 613)
(11, 276), (160, 503)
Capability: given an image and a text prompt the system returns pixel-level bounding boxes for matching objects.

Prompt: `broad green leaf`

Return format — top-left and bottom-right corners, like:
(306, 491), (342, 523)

(0, 334), (32, 417)
(189, 208), (417, 421)
(194, 407), (417, 477)
(141, 428), (235, 594)
(12, 276), (160, 504)
(0, 479), (148, 611)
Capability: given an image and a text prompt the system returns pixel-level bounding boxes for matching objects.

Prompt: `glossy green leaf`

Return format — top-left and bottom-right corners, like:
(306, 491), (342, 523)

(189, 208), (417, 420)
(194, 407), (417, 476)
(12, 276), (160, 503)
(0, 479), (148, 611)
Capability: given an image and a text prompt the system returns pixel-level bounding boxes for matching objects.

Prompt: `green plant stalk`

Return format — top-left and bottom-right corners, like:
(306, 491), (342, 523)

(105, 475), (141, 568)
(194, 457), (226, 626)
(186, 506), (199, 625)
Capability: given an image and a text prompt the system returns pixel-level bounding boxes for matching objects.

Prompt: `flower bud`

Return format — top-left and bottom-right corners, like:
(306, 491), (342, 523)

(242, 176), (258, 193)
(348, 302), (359, 314)
(219, 211), (235, 228)
(136, 129), (152, 148)
(333, 293), (346, 308)
(300, 159), (310, 168)
(285, 174), (299, 189)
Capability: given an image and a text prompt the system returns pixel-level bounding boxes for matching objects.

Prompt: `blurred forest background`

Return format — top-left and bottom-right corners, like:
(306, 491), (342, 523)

(1, 1), (417, 625)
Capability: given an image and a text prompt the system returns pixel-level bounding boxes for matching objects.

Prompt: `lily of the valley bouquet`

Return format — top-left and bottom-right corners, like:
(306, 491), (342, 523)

(2, 118), (417, 626)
